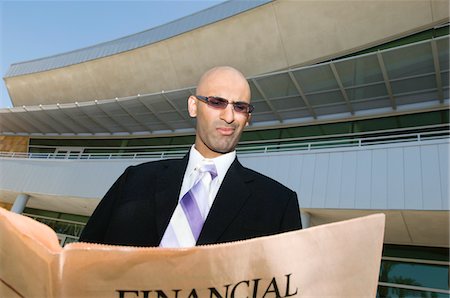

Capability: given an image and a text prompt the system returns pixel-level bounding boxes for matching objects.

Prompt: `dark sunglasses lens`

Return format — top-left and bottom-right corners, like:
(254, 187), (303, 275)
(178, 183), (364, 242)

(233, 103), (250, 113)
(208, 97), (228, 108)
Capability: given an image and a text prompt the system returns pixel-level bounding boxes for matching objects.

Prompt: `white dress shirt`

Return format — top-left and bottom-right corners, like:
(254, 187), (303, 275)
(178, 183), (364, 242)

(159, 145), (236, 247)
(179, 145), (236, 209)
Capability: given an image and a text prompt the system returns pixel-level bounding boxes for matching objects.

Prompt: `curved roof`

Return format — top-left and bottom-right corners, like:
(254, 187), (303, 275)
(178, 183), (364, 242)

(5, 0), (447, 107)
(1, 36), (448, 137)
(4, 0), (271, 78)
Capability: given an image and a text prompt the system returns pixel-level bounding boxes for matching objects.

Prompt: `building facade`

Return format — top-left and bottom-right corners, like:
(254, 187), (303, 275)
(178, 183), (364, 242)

(1, 1), (449, 296)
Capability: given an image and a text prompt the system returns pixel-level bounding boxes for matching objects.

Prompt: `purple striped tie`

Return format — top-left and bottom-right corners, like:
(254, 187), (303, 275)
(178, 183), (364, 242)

(181, 163), (217, 241)
(159, 162), (217, 247)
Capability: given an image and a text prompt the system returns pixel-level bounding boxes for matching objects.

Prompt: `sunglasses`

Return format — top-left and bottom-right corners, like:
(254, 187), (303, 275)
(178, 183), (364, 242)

(195, 95), (254, 114)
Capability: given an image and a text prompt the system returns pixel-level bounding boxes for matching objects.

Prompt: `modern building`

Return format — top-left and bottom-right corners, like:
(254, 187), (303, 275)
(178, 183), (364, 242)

(1, 0), (449, 296)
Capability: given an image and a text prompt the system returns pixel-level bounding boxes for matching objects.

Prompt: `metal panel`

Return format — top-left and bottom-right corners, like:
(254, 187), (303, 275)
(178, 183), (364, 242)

(271, 96), (305, 110)
(431, 40), (444, 102)
(421, 145), (443, 209)
(288, 71), (316, 118)
(251, 78), (283, 123)
(307, 90), (344, 106)
(339, 151), (357, 208)
(12, 111), (47, 134)
(355, 150), (372, 209)
(325, 152), (342, 207)
(330, 63), (354, 114)
(311, 153), (329, 208)
(351, 97), (392, 112)
(391, 74), (437, 94)
(285, 153), (303, 192)
(383, 42), (434, 79)
(57, 105), (96, 134)
(334, 54), (383, 87)
(299, 154), (316, 208)
(437, 38), (449, 71)
(371, 149), (388, 209)
(293, 65), (339, 93)
(241, 155), (270, 178)
(273, 155), (292, 185)
(387, 147), (405, 209)
(438, 143), (449, 210)
(347, 83), (387, 102)
(377, 52), (396, 109)
(403, 147), (423, 209)
(2, 112), (34, 133)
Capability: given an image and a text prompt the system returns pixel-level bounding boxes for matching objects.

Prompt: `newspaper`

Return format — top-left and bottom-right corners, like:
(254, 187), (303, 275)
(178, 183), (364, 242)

(0, 207), (385, 297)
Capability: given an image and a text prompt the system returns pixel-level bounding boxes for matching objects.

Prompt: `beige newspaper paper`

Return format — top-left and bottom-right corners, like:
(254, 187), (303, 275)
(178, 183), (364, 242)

(0, 207), (385, 297)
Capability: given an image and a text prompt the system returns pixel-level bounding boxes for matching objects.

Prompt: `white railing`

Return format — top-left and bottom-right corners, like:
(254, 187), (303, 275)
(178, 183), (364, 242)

(22, 213), (86, 239)
(1, 128), (448, 160)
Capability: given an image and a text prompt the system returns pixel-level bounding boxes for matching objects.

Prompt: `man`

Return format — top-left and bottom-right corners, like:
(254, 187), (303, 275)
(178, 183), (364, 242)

(80, 66), (302, 247)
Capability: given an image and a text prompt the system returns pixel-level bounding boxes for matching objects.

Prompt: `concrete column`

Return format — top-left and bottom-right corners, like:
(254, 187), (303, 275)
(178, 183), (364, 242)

(11, 193), (30, 214)
(300, 210), (310, 228)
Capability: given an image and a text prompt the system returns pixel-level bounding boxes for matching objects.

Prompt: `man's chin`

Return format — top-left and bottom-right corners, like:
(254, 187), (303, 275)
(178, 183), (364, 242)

(210, 144), (237, 155)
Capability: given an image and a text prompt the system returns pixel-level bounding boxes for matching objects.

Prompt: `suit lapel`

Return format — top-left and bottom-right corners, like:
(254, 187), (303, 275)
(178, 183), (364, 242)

(197, 159), (252, 244)
(154, 154), (189, 242)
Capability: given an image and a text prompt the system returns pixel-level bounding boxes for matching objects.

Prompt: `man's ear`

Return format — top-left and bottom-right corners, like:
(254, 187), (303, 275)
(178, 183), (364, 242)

(188, 96), (197, 117)
(245, 113), (252, 126)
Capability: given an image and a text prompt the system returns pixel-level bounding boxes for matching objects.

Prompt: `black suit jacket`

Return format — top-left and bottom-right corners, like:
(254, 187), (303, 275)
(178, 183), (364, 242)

(80, 155), (302, 246)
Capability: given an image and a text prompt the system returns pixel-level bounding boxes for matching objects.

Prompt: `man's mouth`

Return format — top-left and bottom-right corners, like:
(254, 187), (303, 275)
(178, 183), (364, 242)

(217, 127), (235, 136)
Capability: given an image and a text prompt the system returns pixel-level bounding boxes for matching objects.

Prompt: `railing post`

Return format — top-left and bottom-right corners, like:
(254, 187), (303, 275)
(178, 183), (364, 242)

(418, 133), (421, 142)
(11, 194), (30, 214)
(300, 211), (310, 228)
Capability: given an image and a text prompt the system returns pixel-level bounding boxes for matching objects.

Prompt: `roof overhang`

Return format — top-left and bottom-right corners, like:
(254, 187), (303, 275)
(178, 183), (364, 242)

(1, 36), (448, 137)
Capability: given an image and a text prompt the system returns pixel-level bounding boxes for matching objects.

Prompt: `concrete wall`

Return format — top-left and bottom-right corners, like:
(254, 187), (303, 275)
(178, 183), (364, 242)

(0, 138), (448, 214)
(1, 138), (448, 246)
(5, 0), (449, 106)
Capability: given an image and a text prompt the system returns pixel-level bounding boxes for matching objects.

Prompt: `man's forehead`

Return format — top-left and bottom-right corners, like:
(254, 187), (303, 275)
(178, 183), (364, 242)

(196, 67), (251, 99)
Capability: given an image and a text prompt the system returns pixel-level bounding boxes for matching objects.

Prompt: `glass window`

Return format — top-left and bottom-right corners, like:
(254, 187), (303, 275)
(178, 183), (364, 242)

(254, 73), (299, 98)
(335, 54), (383, 87)
(383, 244), (450, 262)
(354, 116), (398, 132)
(29, 110), (448, 152)
(398, 111), (448, 129)
(293, 66), (339, 93)
(378, 245), (450, 298)
(379, 260), (449, 290)
(377, 286), (449, 298)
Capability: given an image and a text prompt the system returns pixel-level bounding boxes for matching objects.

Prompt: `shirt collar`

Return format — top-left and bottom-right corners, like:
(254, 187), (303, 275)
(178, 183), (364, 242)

(187, 145), (236, 182)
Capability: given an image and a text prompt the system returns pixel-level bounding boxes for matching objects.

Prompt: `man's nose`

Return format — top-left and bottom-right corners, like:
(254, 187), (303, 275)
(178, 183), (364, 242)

(220, 104), (235, 123)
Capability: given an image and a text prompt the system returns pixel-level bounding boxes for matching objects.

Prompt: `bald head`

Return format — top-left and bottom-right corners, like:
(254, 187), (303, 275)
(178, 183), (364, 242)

(196, 66), (251, 101)
(188, 66), (252, 158)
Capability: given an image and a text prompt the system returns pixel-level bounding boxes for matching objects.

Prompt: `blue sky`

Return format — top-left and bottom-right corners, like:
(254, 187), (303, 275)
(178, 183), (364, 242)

(0, 0), (224, 108)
